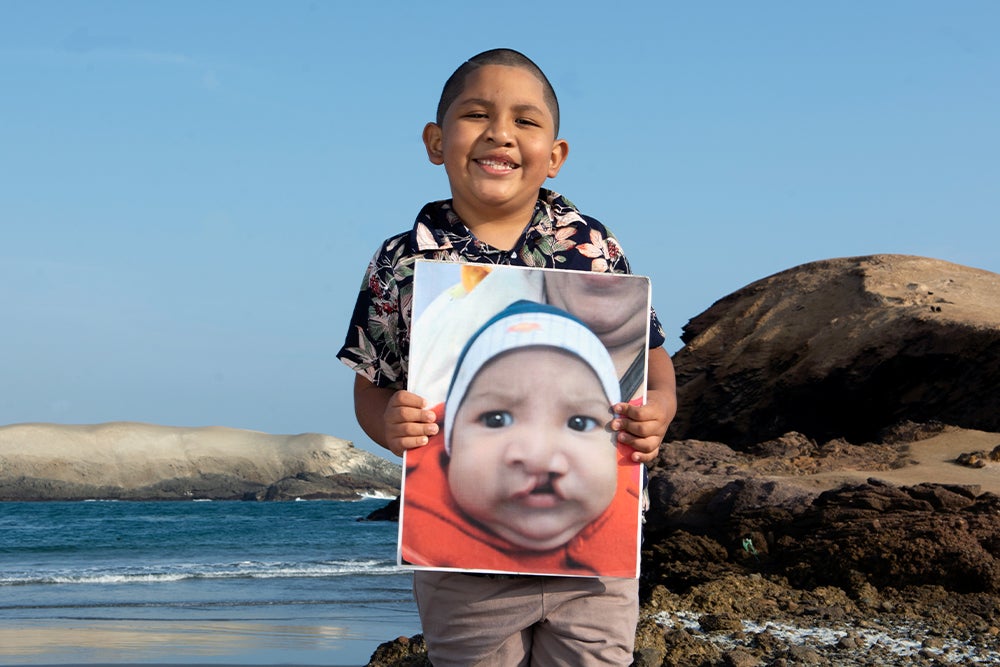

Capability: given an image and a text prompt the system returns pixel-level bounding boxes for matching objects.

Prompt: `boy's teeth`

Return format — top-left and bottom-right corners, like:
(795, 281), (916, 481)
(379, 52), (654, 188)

(479, 159), (516, 169)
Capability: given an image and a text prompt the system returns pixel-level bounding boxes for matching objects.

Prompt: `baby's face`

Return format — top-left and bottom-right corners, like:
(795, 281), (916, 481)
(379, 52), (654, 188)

(447, 348), (618, 551)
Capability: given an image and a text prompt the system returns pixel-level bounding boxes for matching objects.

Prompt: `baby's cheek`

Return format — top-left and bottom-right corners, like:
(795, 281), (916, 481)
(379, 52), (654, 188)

(574, 448), (617, 492)
(447, 453), (498, 511)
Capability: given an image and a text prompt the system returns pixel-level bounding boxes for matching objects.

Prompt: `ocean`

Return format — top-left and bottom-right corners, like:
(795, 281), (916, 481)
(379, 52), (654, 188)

(0, 499), (420, 666)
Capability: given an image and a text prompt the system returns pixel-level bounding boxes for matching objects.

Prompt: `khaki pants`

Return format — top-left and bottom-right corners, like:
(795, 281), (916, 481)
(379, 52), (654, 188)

(413, 571), (638, 667)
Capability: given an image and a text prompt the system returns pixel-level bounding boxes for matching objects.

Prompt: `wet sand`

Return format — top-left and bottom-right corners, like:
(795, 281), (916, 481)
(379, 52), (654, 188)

(0, 616), (394, 666)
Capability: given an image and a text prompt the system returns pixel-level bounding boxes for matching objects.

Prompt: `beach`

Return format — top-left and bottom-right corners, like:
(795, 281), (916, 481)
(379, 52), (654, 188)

(0, 499), (420, 666)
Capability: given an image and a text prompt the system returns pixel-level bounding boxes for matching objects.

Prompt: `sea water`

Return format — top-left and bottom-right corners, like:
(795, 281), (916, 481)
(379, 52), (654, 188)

(0, 499), (419, 666)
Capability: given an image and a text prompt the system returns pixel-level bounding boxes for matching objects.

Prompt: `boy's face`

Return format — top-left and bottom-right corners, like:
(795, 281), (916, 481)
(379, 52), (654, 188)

(447, 348), (617, 551)
(423, 65), (569, 227)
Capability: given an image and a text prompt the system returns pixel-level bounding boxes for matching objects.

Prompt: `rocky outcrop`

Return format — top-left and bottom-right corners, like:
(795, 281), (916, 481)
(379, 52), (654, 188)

(643, 438), (1000, 595)
(0, 422), (400, 500)
(668, 255), (1000, 447)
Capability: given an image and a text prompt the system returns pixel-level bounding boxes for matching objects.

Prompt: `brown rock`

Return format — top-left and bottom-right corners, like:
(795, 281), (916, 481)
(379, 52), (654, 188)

(700, 612), (744, 633)
(772, 481), (1000, 593)
(364, 634), (430, 667)
(668, 255), (1000, 447)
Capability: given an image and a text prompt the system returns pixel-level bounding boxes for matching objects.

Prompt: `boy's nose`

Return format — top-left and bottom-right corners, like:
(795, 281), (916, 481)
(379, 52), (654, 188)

(486, 117), (514, 145)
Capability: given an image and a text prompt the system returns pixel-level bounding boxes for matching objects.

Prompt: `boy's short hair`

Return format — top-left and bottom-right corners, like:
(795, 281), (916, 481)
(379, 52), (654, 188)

(435, 48), (561, 136)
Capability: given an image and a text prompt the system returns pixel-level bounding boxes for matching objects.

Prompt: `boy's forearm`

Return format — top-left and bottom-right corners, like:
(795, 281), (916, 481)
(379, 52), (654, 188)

(647, 346), (677, 414)
(645, 346), (678, 435)
(353, 375), (395, 451)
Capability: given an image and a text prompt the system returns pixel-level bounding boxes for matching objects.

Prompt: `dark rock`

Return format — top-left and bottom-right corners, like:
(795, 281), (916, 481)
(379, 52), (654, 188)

(361, 497), (401, 521)
(956, 451), (990, 468)
(700, 612), (743, 633)
(668, 255), (1000, 447)
(661, 627), (722, 667)
(262, 471), (397, 501)
(364, 634), (429, 667)
(723, 648), (762, 667)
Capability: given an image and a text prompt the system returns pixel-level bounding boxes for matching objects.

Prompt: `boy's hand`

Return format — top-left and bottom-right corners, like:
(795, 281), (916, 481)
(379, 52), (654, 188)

(612, 346), (678, 463)
(353, 376), (438, 458)
(383, 390), (439, 457)
(611, 388), (675, 463)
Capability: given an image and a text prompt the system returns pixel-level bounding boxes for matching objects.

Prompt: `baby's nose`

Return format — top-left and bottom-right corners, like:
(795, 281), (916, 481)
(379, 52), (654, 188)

(506, 436), (570, 475)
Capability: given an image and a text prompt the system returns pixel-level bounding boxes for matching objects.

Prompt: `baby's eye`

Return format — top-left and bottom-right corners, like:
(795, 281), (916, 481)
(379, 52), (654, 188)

(567, 415), (600, 432)
(479, 411), (513, 428)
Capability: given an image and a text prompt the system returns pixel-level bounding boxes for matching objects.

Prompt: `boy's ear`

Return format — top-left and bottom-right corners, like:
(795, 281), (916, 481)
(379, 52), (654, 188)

(423, 122), (445, 165)
(547, 139), (570, 178)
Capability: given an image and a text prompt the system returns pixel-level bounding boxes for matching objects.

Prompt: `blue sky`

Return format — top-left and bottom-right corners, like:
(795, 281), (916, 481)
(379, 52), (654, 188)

(2, 1), (997, 460)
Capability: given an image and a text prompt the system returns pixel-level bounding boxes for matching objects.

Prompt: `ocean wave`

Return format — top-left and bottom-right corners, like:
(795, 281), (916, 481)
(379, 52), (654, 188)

(0, 559), (401, 587)
(359, 491), (397, 500)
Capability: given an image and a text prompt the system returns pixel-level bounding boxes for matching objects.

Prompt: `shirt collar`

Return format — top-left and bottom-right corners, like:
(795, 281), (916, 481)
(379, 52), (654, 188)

(410, 189), (588, 253)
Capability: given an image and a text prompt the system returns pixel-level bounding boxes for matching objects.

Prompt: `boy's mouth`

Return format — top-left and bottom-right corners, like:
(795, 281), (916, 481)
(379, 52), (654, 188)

(475, 157), (519, 172)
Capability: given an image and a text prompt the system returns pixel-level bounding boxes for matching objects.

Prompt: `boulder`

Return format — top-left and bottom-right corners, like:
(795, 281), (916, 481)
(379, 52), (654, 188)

(668, 255), (1000, 447)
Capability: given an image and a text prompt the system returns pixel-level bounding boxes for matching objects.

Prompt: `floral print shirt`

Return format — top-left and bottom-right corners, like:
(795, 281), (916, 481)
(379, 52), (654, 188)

(338, 189), (665, 389)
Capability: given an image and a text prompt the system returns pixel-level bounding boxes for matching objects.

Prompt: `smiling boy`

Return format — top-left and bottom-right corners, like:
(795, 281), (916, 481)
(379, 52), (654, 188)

(423, 61), (568, 249)
(339, 48), (676, 666)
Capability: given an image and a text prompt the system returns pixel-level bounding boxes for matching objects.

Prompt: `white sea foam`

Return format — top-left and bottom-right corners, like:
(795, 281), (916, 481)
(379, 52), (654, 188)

(360, 491), (397, 500)
(0, 559), (400, 587)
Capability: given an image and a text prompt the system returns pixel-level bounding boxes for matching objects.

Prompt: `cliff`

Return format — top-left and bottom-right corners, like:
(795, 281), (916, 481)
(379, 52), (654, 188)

(0, 421), (400, 501)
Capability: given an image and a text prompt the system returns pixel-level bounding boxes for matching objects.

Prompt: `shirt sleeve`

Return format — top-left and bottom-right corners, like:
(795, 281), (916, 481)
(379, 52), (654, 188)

(336, 234), (414, 389)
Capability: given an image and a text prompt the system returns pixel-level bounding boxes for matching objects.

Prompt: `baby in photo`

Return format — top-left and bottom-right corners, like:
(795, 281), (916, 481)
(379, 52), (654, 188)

(401, 299), (640, 576)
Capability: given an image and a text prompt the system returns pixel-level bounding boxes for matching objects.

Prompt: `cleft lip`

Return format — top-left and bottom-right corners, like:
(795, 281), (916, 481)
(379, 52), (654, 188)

(513, 473), (562, 500)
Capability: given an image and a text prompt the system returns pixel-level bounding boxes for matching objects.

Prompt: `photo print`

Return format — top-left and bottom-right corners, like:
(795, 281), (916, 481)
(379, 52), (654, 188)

(398, 260), (653, 577)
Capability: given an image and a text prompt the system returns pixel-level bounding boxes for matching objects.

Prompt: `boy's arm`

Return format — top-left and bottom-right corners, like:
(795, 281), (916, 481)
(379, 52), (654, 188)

(353, 375), (439, 458)
(612, 346), (677, 463)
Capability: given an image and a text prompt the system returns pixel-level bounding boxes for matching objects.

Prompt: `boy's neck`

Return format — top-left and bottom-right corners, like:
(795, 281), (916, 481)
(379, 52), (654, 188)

(456, 203), (536, 252)
(464, 217), (529, 251)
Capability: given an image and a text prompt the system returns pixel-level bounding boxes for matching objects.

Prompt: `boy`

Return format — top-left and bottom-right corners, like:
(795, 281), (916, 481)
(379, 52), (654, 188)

(401, 300), (641, 577)
(339, 48), (676, 666)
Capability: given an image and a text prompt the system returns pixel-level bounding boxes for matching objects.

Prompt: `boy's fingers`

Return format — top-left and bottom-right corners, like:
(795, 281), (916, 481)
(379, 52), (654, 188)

(617, 432), (661, 462)
(389, 420), (438, 439)
(392, 406), (437, 425)
(613, 415), (657, 438)
(387, 422), (438, 456)
(631, 448), (659, 463)
(389, 390), (429, 410)
(613, 401), (646, 419)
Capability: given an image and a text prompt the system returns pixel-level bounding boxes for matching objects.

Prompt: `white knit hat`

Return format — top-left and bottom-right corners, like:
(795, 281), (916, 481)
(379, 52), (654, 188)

(443, 300), (621, 453)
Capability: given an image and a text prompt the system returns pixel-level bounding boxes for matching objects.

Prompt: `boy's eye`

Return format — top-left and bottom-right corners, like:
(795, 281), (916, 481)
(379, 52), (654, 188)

(479, 411), (513, 428)
(515, 118), (539, 127)
(567, 415), (600, 432)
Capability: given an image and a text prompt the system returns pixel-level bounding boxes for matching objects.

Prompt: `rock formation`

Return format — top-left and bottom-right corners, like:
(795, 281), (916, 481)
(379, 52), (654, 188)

(0, 421), (400, 500)
(668, 254), (1000, 447)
